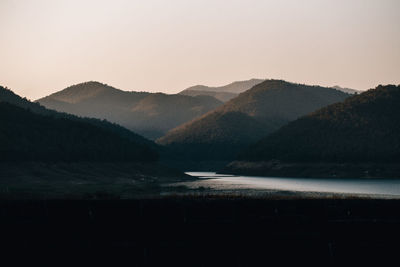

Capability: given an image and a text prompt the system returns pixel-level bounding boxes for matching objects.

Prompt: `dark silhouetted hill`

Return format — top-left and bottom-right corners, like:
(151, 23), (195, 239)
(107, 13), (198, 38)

(0, 86), (191, 199)
(158, 80), (350, 163)
(0, 102), (157, 162)
(0, 85), (155, 147)
(224, 85), (400, 178)
(0, 85), (54, 114)
(238, 84), (400, 163)
(0, 85), (158, 161)
(37, 81), (223, 139)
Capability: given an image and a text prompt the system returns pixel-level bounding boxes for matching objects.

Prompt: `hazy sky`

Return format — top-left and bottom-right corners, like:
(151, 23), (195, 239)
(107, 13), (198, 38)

(1, 0), (399, 99)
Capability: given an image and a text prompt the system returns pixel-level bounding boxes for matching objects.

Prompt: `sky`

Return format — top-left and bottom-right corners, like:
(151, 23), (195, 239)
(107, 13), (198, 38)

(1, 0), (399, 100)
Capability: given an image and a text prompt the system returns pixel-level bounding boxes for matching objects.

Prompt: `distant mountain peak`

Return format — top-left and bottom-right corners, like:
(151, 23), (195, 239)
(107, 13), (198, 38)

(179, 78), (265, 102)
(182, 78), (265, 94)
(38, 81), (121, 104)
(331, 85), (359, 94)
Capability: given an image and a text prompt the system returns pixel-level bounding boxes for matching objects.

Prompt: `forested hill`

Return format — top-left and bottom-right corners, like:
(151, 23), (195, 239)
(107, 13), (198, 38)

(0, 85), (53, 115)
(0, 102), (157, 162)
(237, 84), (400, 163)
(158, 80), (349, 161)
(37, 81), (223, 139)
(0, 86), (158, 162)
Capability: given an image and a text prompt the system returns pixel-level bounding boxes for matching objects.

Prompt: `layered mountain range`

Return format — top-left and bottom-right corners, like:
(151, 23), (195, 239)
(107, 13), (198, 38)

(2, 78), (396, 178)
(36, 79), (355, 143)
(158, 80), (350, 161)
(37, 81), (223, 139)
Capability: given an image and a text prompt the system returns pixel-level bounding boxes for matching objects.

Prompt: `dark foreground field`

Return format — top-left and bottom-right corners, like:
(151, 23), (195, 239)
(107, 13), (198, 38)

(1, 198), (399, 266)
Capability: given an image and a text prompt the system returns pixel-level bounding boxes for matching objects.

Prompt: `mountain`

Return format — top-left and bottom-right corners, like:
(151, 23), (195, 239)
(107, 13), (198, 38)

(157, 80), (350, 163)
(226, 85), (400, 178)
(179, 89), (238, 102)
(332, 85), (360, 94)
(0, 85), (54, 115)
(183, 78), (265, 93)
(0, 102), (157, 162)
(0, 85), (190, 199)
(178, 78), (264, 102)
(237, 84), (400, 162)
(0, 85), (155, 147)
(37, 81), (223, 139)
(0, 85), (158, 162)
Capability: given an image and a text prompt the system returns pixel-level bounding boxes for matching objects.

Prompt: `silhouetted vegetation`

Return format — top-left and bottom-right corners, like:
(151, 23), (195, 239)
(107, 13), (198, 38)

(238, 85), (400, 163)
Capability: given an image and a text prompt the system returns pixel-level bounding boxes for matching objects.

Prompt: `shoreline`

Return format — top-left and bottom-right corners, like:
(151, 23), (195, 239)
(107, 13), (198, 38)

(222, 161), (400, 179)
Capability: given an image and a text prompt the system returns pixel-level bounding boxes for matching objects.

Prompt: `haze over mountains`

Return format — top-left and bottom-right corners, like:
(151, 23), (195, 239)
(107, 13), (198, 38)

(179, 90), (238, 103)
(331, 85), (359, 94)
(179, 79), (357, 102)
(226, 84), (400, 177)
(37, 81), (223, 139)
(179, 79), (265, 102)
(158, 80), (350, 162)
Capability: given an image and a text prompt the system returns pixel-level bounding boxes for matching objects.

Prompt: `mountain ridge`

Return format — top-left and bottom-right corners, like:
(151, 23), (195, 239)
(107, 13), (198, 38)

(178, 78), (265, 102)
(183, 78), (265, 93)
(0, 85), (158, 162)
(331, 85), (359, 94)
(236, 84), (400, 163)
(158, 80), (350, 163)
(1, 85), (155, 147)
(37, 81), (223, 139)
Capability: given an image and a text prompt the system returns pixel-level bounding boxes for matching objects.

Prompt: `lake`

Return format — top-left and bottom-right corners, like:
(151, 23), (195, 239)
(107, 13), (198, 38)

(185, 172), (400, 197)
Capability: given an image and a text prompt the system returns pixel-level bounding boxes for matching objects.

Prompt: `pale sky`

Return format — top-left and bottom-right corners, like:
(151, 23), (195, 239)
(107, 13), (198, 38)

(1, 0), (399, 100)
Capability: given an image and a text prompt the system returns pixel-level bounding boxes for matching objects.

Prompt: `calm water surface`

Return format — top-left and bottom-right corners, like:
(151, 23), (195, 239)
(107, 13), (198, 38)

(186, 172), (400, 197)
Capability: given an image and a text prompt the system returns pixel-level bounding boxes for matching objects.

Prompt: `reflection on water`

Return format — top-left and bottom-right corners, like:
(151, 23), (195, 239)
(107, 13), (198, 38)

(185, 172), (400, 196)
